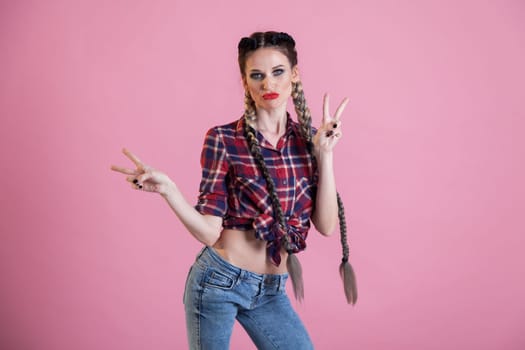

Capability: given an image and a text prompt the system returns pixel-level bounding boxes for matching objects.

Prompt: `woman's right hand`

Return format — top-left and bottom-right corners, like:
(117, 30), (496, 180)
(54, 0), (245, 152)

(110, 148), (175, 197)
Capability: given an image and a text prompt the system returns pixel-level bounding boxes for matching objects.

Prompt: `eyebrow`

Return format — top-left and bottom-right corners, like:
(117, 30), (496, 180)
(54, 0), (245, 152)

(249, 64), (286, 72)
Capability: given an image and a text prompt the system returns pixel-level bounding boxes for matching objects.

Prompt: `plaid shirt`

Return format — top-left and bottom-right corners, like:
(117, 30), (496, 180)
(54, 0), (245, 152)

(195, 115), (318, 265)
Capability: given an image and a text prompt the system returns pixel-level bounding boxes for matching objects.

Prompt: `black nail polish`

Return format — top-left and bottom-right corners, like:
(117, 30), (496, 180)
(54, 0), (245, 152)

(326, 130), (334, 137)
(138, 184), (143, 189)
(333, 123), (338, 129)
(133, 179), (138, 184)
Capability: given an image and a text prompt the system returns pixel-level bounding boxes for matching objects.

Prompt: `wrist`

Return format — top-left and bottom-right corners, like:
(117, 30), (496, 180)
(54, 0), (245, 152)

(160, 180), (178, 199)
(316, 149), (334, 164)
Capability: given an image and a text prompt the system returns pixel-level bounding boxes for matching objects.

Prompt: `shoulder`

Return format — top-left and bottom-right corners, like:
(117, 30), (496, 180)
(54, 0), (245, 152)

(204, 118), (242, 140)
(200, 117), (246, 160)
(289, 120), (318, 146)
(289, 118), (318, 136)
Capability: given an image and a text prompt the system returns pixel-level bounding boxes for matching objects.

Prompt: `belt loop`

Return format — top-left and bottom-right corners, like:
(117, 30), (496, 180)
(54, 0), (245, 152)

(195, 246), (206, 261)
(233, 269), (242, 287)
(257, 276), (263, 295)
(238, 270), (246, 285)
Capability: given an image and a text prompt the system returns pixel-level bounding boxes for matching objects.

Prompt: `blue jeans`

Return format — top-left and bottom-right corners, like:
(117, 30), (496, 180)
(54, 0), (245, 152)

(183, 246), (314, 350)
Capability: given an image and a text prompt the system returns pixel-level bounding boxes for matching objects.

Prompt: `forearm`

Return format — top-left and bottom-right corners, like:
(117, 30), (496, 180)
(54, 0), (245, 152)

(161, 182), (222, 246)
(311, 151), (339, 235)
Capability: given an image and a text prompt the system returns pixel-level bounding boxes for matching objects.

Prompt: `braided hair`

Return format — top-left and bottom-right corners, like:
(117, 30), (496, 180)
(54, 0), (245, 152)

(238, 31), (357, 304)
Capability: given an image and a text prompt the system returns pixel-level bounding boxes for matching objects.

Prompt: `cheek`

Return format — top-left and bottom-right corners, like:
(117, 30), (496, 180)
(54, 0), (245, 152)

(247, 85), (258, 99)
(246, 80), (259, 91)
(280, 79), (293, 94)
(246, 85), (261, 103)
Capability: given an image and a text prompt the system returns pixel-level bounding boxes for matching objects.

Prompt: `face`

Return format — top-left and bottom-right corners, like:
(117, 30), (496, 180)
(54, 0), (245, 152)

(243, 47), (299, 111)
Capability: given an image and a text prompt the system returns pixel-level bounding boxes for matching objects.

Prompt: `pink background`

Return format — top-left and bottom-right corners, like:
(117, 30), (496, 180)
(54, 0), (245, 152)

(1, 0), (524, 349)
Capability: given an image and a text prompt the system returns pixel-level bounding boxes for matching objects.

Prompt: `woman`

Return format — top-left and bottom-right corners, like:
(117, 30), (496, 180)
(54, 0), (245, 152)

(111, 31), (357, 350)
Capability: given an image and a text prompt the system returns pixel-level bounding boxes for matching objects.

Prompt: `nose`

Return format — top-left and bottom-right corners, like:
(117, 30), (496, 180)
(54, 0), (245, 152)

(262, 76), (274, 90)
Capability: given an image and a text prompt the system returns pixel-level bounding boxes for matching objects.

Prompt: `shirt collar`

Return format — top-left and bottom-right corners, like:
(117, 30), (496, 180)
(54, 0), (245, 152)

(235, 112), (300, 139)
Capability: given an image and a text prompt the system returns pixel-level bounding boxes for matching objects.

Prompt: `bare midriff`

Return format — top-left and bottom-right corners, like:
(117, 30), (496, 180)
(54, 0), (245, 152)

(212, 228), (288, 275)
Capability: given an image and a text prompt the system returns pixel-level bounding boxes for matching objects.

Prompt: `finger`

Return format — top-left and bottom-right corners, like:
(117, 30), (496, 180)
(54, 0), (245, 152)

(332, 120), (342, 129)
(130, 182), (144, 190)
(130, 181), (157, 193)
(141, 183), (159, 193)
(126, 176), (138, 183)
(111, 165), (140, 175)
(333, 97), (350, 120)
(323, 93), (330, 124)
(122, 148), (145, 168)
(136, 171), (154, 184)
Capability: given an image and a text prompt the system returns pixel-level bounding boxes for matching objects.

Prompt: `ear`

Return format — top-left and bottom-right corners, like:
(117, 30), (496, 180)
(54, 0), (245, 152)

(241, 76), (248, 90)
(291, 66), (300, 83)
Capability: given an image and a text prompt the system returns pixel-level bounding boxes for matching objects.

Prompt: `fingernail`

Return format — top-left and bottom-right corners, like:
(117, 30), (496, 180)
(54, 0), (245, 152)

(326, 130), (334, 137)
(133, 179), (138, 184)
(333, 123), (338, 129)
(138, 184), (143, 189)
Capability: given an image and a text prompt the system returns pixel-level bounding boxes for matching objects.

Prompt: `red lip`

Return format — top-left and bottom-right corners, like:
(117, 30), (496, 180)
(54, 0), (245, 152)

(263, 92), (279, 100)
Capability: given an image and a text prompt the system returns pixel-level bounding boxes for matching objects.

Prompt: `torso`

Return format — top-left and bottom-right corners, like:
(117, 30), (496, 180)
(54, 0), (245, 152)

(199, 116), (315, 275)
(212, 228), (288, 274)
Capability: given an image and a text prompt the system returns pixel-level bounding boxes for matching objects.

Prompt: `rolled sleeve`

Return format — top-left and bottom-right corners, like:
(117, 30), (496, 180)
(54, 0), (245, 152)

(195, 127), (229, 217)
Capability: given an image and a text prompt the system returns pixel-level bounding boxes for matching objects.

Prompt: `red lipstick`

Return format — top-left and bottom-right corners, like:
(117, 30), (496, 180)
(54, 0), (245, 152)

(263, 92), (279, 100)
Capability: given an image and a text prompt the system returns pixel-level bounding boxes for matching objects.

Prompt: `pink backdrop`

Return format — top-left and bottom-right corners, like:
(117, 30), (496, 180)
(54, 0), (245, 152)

(1, 1), (524, 349)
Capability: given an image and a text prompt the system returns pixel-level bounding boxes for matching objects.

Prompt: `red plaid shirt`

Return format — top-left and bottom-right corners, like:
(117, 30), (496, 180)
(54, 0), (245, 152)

(195, 115), (318, 265)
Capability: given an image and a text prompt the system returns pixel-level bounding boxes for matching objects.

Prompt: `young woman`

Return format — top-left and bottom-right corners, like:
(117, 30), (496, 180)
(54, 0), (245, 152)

(111, 31), (357, 350)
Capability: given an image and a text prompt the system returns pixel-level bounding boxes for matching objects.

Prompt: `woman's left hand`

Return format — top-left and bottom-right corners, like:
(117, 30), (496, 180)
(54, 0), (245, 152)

(313, 94), (349, 156)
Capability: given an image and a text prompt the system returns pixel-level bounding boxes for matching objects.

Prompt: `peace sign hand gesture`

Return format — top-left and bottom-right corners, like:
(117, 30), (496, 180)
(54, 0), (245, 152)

(313, 94), (349, 157)
(110, 148), (175, 197)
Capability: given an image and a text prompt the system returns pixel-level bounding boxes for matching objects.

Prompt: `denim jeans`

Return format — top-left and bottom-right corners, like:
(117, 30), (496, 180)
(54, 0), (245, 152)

(183, 246), (314, 350)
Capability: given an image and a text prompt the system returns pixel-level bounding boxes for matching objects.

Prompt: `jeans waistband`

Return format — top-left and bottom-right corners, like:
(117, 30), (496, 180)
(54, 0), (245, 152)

(197, 246), (288, 291)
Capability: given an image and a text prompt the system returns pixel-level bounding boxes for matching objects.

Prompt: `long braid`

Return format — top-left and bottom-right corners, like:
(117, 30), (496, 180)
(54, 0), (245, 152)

(243, 92), (304, 301)
(291, 81), (313, 146)
(292, 81), (358, 305)
(243, 93), (285, 227)
(337, 193), (357, 304)
(244, 91), (257, 121)
(244, 125), (286, 228)
(237, 30), (357, 304)
(336, 193), (349, 262)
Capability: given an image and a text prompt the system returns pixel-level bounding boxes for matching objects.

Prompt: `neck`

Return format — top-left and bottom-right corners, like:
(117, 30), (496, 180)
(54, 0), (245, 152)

(254, 106), (288, 135)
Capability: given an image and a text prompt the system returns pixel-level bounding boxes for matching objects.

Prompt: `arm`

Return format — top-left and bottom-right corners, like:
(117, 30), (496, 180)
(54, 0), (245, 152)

(161, 181), (222, 246)
(310, 94), (349, 236)
(111, 147), (223, 246)
(311, 150), (338, 235)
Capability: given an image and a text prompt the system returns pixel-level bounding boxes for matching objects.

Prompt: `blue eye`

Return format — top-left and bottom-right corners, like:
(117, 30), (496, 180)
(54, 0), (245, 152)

(250, 72), (264, 80)
(273, 68), (284, 76)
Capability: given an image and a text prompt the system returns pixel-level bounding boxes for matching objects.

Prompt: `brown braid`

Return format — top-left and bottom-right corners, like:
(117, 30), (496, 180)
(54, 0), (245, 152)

(243, 118), (286, 228)
(238, 31), (357, 304)
(244, 91), (257, 121)
(292, 81), (357, 305)
(336, 193), (349, 262)
(243, 92), (305, 300)
(291, 81), (313, 146)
